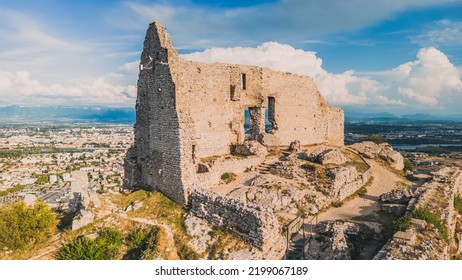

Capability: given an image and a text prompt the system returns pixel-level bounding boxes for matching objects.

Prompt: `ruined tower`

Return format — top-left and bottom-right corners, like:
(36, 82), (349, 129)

(124, 22), (344, 205)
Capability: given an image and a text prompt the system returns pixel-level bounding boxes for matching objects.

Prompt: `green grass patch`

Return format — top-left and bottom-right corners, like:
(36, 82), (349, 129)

(355, 186), (367, 196)
(454, 194), (462, 214)
(220, 172), (236, 183)
(413, 208), (449, 243)
(57, 228), (123, 260)
(330, 201), (343, 208)
(392, 215), (412, 232)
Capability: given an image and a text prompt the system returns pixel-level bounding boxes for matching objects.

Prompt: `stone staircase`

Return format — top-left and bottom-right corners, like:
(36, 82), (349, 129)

(285, 232), (306, 260)
(257, 162), (279, 174)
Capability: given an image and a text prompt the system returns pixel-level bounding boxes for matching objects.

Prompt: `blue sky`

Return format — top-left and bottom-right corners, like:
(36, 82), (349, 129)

(0, 0), (462, 115)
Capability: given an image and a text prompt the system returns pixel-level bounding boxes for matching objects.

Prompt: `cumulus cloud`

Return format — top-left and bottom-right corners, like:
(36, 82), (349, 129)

(182, 43), (462, 112)
(0, 69), (136, 106)
(390, 47), (462, 106)
(182, 43), (402, 106)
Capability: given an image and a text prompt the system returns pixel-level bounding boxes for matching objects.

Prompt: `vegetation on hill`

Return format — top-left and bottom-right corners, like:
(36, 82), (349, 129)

(0, 201), (57, 251)
(365, 134), (386, 144)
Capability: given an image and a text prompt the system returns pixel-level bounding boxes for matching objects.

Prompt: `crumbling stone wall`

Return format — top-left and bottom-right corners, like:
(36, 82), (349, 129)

(125, 22), (344, 205)
(189, 188), (282, 252)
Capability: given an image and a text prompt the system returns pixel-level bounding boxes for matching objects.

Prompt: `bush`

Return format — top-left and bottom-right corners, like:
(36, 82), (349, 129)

(454, 194), (462, 214)
(392, 215), (412, 232)
(330, 201), (343, 208)
(57, 228), (123, 260)
(124, 227), (160, 260)
(413, 208), (449, 243)
(355, 186), (367, 196)
(220, 172), (236, 183)
(0, 201), (57, 251)
(365, 134), (386, 144)
(403, 158), (414, 172)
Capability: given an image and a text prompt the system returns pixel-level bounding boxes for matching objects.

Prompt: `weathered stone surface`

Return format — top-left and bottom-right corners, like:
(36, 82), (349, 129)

(235, 141), (267, 156)
(306, 146), (348, 165)
(350, 141), (404, 170)
(71, 209), (94, 231)
(305, 221), (364, 260)
(378, 143), (404, 171)
(189, 188), (283, 253)
(379, 188), (414, 204)
(374, 223), (448, 260)
(185, 214), (213, 254)
(349, 141), (381, 159)
(288, 140), (301, 152)
(324, 167), (362, 201)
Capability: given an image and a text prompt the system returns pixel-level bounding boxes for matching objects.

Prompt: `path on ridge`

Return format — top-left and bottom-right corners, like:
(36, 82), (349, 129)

(315, 159), (405, 231)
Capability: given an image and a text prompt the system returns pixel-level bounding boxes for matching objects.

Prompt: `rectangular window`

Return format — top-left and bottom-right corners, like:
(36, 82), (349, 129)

(241, 73), (246, 90)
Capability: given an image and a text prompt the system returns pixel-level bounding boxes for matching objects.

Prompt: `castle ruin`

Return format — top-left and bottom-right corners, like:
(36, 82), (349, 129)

(124, 22), (344, 206)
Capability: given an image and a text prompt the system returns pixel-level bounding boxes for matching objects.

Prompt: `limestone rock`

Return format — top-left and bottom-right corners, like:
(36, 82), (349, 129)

(23, 194), (37, 206)
(72, 209), (94, 231)
(379, 143), (404, 171)
(288, 140), (301, 152)
(258, 134), (280, 150)
(379, 188), (413, 204)
(324, 167), (362, 201)
(349, 141), (381, 159)
(235, 140), (267, 156)
(307, 146), (348, 165)
(185, 214), (212, 254)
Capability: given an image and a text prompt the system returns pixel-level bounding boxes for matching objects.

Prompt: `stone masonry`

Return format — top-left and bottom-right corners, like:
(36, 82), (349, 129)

(124, 22), (344, 206)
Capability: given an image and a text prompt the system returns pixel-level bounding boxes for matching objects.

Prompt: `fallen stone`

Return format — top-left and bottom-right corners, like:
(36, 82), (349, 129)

(379, 188), (414, 204)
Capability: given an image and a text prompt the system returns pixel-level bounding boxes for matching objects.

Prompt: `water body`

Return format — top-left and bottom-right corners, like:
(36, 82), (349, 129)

(393, 144), (462, 150)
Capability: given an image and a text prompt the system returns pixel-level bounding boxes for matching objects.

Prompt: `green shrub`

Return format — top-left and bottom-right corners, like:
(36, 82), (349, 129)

(413, 208), (449, 243)
(365, 134), (386, 144)
(123, 227), (160, 260)
(220, 172), (236, 183)
(0, 201), (57, 250)
(392, 215), (412, 232)
(403, 158), (414, 172)
(57, 228), (123, 260)
(175, 238), (200, 260)
(454, 194), (462, 214)
(355, 186), (367, 196)
(330, 201), (343, 208)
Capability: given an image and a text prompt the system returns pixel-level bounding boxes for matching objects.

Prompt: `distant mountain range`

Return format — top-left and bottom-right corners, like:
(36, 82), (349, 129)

(0, 106), (461, 124)
(344, 110), (462, 122)
(0, 105), (136, 124)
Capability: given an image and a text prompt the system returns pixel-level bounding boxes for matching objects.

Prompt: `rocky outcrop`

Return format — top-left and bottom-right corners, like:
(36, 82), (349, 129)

(350, 141), (404, 170)
(235, 141), (268, 156)
(302, 146), (348, 165)
(379, 188), (414, 204)
(323, 167), (362, 201)
(374, 220), (448, 260)
(378, 143), (404, 171)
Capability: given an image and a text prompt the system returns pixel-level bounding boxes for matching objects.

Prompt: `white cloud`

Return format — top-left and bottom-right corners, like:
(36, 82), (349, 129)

(182, 42), (402, 106)
(182, 43), (462, 112)
(120, 0), (459, 48)
(391, 47), (462, 106)
(412, 20), (462, 46)
(0, 69), (136, 106)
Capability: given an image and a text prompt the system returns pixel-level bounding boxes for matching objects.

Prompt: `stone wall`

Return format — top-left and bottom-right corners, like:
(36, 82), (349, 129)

(188, 188), (282, 251)
(125, 21), (345, 205)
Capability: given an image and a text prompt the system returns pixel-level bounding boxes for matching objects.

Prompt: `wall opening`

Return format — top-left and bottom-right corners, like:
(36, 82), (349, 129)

(241, 73), (246, 90)
(191, 145), (196, 164)
(266, 97), (276, 132)
(244, 108), (250, 135)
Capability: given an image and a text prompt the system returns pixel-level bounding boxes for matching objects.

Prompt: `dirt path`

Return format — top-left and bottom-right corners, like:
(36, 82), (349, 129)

(315, 159), (405, 231)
